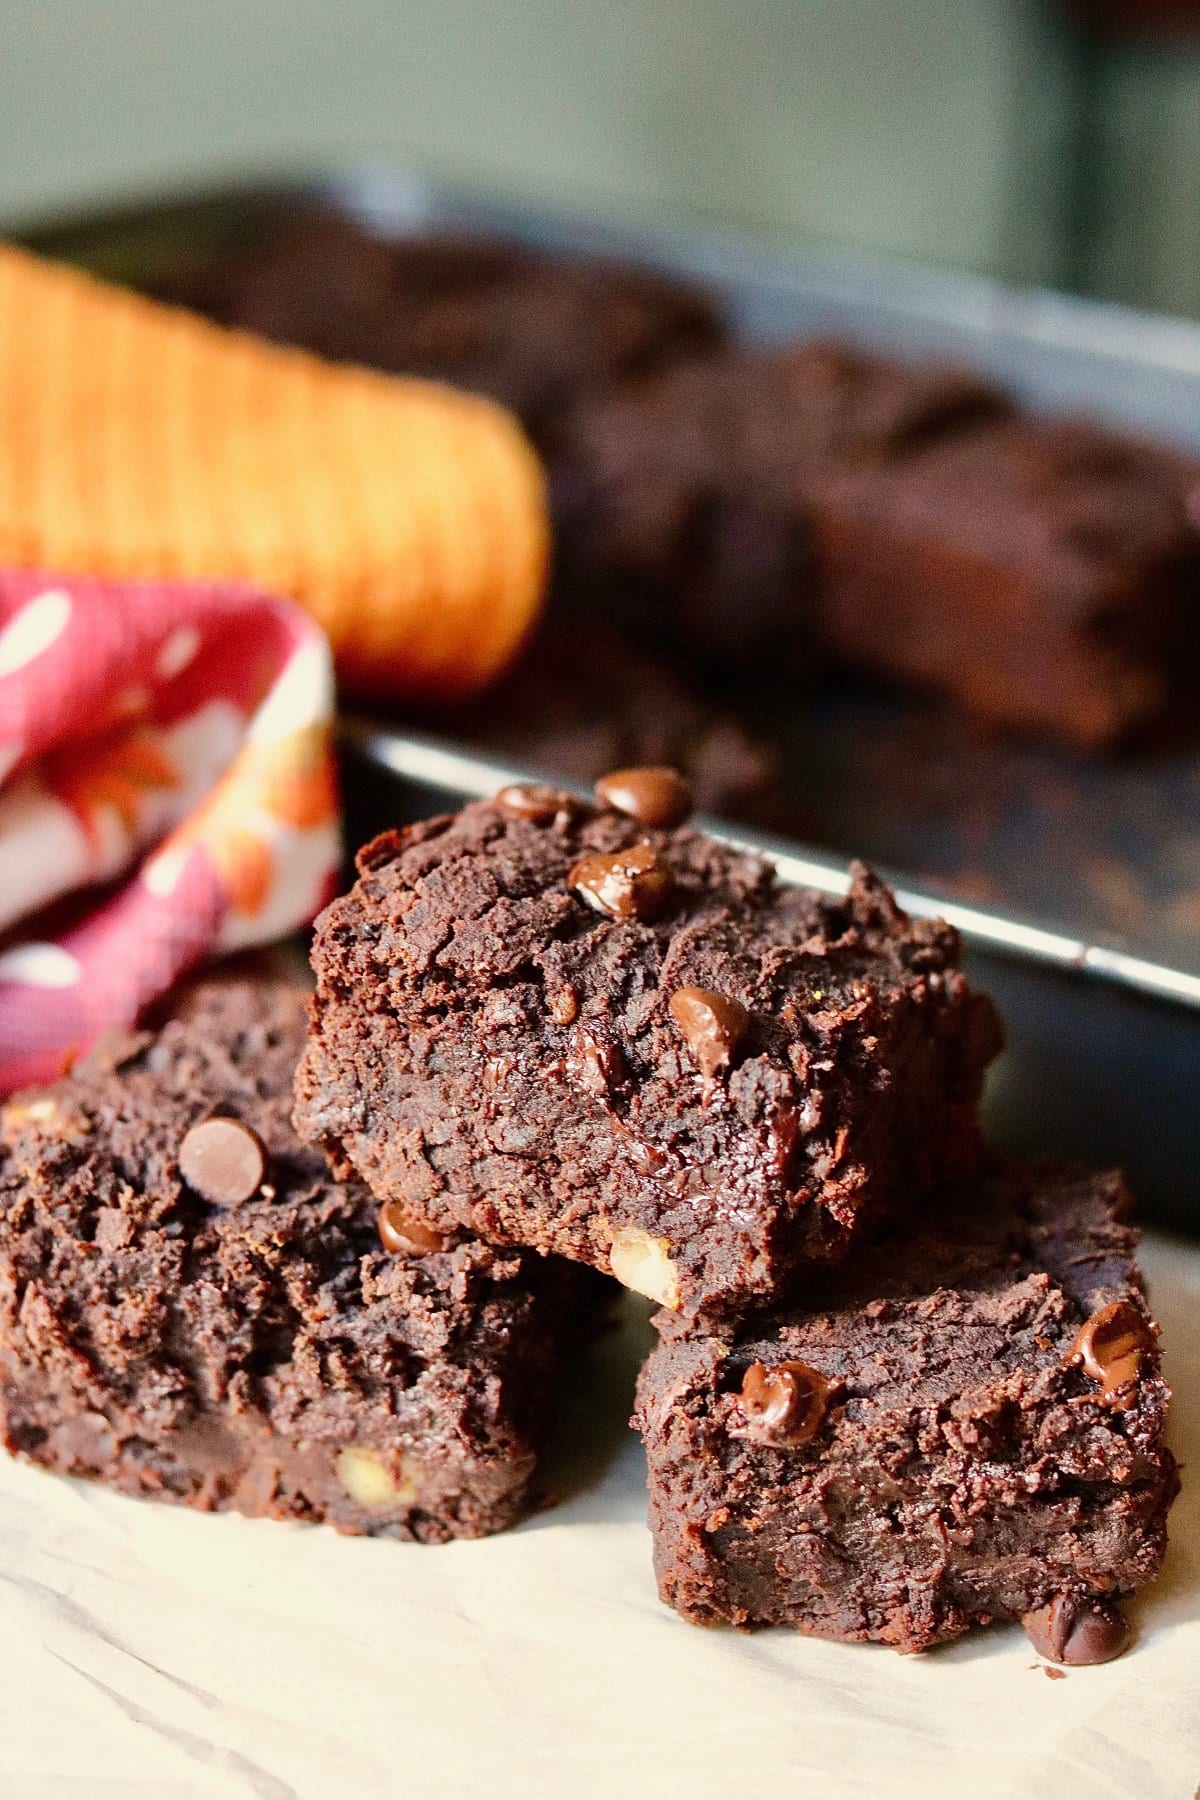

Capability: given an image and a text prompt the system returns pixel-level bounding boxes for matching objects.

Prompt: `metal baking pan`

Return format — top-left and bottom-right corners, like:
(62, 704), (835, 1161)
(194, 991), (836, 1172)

(12, 168), (1200, 1231)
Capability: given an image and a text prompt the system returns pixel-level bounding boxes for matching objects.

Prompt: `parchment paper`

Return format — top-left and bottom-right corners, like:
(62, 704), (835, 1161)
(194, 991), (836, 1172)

(0, 1235), (1195, 1800)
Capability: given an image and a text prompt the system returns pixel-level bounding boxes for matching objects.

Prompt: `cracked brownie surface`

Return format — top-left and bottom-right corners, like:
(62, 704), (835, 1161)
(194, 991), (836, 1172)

(634, 1161), (1177, 1655)
(295, 787), (1001, 1322)
(0, 981), (599, 1541)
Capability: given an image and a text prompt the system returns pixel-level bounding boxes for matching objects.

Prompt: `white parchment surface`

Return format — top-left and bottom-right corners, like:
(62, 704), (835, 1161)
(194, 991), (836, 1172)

(0, 1235), (1195, 1800)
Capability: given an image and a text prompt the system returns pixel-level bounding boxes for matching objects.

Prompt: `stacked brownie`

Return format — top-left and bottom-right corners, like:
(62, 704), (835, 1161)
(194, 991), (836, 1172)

(0, 773), (1177, 1659)
(293, 771), (1177, 1660)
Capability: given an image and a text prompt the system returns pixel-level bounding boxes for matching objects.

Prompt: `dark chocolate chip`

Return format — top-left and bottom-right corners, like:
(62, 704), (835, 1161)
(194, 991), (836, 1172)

(1067, 1299), (1155, 1406)
(568, 1026), (627, 1098)
(595, 765), (693, 829)
(668, 987), (749, 1081)
(736, 1359), (831, 1446)
(179, 1117), (267, 1207)
(1022, 1595), (1132, 1666)
(377, 1202), (447, 1257)
(495, 783), (581, 826)
(568, 843), (675, 922)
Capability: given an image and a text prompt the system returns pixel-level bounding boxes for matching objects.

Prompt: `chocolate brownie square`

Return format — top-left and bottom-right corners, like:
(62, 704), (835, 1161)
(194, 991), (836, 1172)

(812, 417), (1200, 746)
(0, 982), (600, 1541)
(155, 208), (725, 449)
(634, 1161), (1177, 1658)
(554, 338), (1005, 671)
(295, 782), (1001, 1323)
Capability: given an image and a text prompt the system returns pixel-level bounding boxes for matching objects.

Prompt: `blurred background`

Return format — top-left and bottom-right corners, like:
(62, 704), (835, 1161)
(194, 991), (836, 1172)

(4, 0), (1200, 317)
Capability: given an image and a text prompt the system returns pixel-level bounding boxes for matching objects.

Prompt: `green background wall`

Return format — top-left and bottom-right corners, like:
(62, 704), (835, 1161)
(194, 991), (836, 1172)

(0, 0), (1194, 314)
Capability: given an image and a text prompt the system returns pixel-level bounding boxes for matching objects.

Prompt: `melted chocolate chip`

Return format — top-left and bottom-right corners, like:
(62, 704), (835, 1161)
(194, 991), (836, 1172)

(595, 765), (693, 829)
(568, 843), (675, 922)
(178, 1117), (267, 1207)
(495, 783), (582, 826)
(568, 1026), (628, 1098)
(377, 1202), (447, 1257)
(1068, 1299), (1155, 1406)
(736, 1359), (831, 1446)
(1022, 1595), (1132, 1666)
(668, 987), (749, 1081)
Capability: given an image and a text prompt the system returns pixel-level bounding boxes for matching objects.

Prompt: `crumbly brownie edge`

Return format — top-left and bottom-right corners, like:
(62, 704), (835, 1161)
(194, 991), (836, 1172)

(0, 981), (599, 1543)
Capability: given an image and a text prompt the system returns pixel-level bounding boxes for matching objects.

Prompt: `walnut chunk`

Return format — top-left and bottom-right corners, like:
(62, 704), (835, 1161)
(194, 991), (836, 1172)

(335, 1446), (419, 1510)
(609, 1226), (680, 1309)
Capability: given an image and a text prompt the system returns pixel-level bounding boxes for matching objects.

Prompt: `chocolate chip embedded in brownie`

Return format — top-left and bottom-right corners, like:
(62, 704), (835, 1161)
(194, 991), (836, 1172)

(811, 416), (1200, 747)
(633, 1161), (1177, 1657)
(0, 982), (600, 1542)
(295, 783), (1001, 1323)
(552, 338), (1006, 673)
(154, 208), (726, 450)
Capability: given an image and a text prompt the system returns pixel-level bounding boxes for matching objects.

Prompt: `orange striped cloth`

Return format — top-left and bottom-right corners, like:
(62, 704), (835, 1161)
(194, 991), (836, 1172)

(0, 243), (549, 700)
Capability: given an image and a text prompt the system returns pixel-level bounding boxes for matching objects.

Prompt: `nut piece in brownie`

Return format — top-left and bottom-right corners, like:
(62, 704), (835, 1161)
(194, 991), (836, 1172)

(634, 1162), (1177, 1658)
(553, 338), (1005, 672)
(812, 417), (1200, 747)
(0, 982), (599, 1542)
(295, 779), (1001, 1322)
(153, 207), (725, 450)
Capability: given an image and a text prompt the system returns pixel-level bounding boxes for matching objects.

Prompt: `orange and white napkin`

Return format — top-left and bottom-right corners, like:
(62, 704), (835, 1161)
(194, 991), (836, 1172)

(0, 568), (340, 1090)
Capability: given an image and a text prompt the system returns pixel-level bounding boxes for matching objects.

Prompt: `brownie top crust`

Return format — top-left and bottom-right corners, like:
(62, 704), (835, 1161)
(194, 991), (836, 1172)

(650, 1158), (1153, 1364)
(296, 791), (1000, 1318)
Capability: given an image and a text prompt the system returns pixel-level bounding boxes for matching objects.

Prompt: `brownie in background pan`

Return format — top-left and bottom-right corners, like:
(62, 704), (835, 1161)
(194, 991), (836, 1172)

(553, 338), (1006, 677)
(153, 206), (726, 450)
(813, 417), (1200, 747)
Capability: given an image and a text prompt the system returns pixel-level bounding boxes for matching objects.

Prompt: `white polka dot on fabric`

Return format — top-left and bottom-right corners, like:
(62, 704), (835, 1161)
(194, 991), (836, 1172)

(142, 841), (192, 898)
(0, 942), (82, 987)
(248, 634), (335, 745)
(156, 625), (202, 681)
(0, 590), (73, 678)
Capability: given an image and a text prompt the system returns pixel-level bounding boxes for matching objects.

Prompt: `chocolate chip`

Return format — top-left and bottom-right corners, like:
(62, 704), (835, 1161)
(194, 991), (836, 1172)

(595, 766), (693, 829)
(495, 783), (581, 826)
(736, 1359), (831, 1446)
(568, 843), (675, 922)
(1067, 1299), (1155, 1406)
(179, 1118), (267, 1207)
(377, 1202), (448, 1257)
(1022, 1595), (1132, 1666)
(568, 1026), (627, 1097)
(669, 987), (748, 1081)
